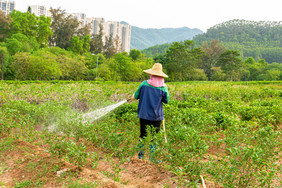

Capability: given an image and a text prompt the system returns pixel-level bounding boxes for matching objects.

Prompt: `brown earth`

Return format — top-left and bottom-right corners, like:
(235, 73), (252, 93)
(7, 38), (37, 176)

(0, 137), (213, 188)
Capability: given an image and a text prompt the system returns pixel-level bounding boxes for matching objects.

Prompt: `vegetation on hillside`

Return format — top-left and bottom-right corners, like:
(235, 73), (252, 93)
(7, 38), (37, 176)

(193, 19), (282, 63)
(141, 43), (171, 57)
(0, 10), (281, 81)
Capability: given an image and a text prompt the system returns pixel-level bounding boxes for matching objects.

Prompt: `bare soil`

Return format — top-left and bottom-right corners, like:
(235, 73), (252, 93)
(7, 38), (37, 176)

(0, 137), (194, 187)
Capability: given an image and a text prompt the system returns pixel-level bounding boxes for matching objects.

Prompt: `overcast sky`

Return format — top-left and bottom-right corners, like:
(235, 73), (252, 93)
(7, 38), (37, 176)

(16, 0), (281, 32)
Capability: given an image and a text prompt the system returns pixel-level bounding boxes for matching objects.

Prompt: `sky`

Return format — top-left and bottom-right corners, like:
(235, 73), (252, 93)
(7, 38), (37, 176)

(16, 0), (282, 32)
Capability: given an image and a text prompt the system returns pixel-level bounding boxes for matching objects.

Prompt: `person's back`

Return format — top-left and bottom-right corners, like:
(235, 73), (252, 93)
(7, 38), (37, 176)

(135, 80), (169, 121)
(134, 63), (169, 160)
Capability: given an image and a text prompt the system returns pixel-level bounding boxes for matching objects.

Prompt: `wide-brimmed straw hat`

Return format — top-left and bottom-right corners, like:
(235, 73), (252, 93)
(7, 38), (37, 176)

(144, 63), (168, 78)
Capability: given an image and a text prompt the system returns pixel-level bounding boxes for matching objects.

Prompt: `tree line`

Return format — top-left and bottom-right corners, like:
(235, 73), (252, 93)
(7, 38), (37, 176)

(193, 19), (282, 64)
(155, 40), (281, 81)
(0, 10), (281, 81)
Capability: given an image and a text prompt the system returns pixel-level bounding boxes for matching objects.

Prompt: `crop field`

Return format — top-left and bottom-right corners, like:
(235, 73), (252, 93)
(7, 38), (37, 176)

(0, 81), (281, 187)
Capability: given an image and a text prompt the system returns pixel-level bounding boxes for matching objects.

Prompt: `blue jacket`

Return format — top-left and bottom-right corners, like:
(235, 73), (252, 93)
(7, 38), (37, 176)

(134, 81), (169, 121)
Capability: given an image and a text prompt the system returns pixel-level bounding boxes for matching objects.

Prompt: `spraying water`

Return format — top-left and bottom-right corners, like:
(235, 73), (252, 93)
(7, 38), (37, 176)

(82, 100), (127, 123)
(46, 100), (127, 132)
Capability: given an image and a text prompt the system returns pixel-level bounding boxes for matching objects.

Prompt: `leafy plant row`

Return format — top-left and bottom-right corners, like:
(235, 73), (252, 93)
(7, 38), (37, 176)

(1, 81), (281, 187)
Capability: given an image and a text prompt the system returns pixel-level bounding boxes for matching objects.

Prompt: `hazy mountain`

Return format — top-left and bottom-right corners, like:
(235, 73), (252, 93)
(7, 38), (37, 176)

(139, 19), (281, 63)
(127, 23), (203, 50)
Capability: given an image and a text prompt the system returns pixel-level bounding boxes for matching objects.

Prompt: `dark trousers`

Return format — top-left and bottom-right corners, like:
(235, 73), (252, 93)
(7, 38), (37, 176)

(140, 118), (161, 139)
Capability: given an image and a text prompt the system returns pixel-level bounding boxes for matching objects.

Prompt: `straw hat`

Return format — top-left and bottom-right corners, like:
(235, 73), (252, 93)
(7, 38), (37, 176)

(144, 63), (168, 78)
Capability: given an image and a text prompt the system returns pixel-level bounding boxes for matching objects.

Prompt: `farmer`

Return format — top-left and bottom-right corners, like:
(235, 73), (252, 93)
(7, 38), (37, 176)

(134, 63), (169, 160)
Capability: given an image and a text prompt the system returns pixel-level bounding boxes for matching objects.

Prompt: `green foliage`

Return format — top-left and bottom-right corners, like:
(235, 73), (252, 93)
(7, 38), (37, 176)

(103, 34), (116, 58)
(193, 19), (282, 63)
(49, 8), (80, 49)
(0, 46), (9, 80)
(90, 23), (104, 54)
(29, 50), (61, 80)
(37, 15), (53, 48)
(69, 35), (91, 55)
(217, 50), (243, 81)
(69, 36), (83, 55)
(164, 40), (205, 81)
(201, 40), (226, 80)
(129, 49), (142, 61)
(8, 10), (52, 48)
(141, 43), (171, 57)
(10, 50), (61, 80)
(0, 81), (281, 187)
(0, 10), (12, 42)
(9, 10), (38, 38)
(3, 10), (281, 82)
(6, 33), (39, 55)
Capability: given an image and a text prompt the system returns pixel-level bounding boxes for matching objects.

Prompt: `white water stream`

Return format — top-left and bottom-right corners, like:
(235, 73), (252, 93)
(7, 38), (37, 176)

(47, 100), (127, 132)
(82, 100), (127, 123)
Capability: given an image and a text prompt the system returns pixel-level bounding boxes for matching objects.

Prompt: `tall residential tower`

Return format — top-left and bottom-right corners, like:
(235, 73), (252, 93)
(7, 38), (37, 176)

(29, 5), (51, 17)
(84, 16), (131, 53)
(0, 0), (15, 15)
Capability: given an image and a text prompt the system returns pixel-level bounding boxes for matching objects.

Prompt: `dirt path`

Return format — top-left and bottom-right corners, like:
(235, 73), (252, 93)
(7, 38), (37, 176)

(0, 139), (182, 187)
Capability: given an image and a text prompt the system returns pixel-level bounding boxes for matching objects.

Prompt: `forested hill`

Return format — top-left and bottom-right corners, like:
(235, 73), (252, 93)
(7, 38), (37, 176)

(130, 25), (203, 50)
(193, 19), (282, 63)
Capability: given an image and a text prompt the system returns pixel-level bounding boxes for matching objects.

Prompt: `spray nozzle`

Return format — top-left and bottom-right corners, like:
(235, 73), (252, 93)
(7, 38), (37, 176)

(127, 94), (135, 102)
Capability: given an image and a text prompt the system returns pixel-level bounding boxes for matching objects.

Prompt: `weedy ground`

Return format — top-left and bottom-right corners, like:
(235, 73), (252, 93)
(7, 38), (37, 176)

(0, 80), (281, 187)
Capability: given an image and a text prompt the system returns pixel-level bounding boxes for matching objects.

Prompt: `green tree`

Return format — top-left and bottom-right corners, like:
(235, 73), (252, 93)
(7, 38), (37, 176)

(37, 15), (53, 47)
(0, 46), (9, 80)
(265, 69), (280, 80)
(104, 34), (116, 58)
(91, 23), (104, 54)
(69, 36), (83, 54)
(27, 6), (31, 13)
(129, 49), (142, 61)
(0, 10), (12, 42)
(194, 19), (282, 64)
(217, 50), (243, 81)
(82, 35), (91, 54)
(201, 40), (226, 80)
(77, 23), (91, 38)
(8, 10), (52, 48)
(30, 51), (61, 80)
(10, 52), (31, 80)
(165, 40), (204, 81)
(56, 54), (88, 80)
(211, 67), (226, 81)
(9, 10), (38, 39)
(263, 62), (282, 80)
(99, 52), (152, 81)
(114, 35), (122, 53)
(49, 8), (80, 49)
(69, 35), (91, 55)
(6, 33), (39, 55)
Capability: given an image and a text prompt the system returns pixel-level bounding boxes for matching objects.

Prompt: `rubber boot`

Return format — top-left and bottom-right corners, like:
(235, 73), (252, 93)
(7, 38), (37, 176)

(138, 144), (144, 159)
(150, 144), (161, 163)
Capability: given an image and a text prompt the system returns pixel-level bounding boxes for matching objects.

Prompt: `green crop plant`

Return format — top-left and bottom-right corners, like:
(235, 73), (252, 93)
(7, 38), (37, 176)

(0, 80), (281, 187)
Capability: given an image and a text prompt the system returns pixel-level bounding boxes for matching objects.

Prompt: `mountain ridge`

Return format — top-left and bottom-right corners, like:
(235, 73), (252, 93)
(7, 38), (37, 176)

(128, 24), (203, 50)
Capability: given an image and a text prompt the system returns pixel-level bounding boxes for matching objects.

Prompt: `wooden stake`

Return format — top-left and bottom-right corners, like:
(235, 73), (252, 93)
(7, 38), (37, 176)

(200, 175), (206, 188)
(162, 119), (167, 143)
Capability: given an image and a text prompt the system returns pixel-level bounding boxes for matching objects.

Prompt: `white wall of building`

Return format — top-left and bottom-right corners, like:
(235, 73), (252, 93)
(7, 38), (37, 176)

(84, 15), (131, 53)
(0, 0), (15, 15)
(30, 5), (51, 17)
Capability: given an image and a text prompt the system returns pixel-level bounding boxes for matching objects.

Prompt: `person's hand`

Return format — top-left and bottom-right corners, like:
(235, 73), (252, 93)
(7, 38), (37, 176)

(127, 94), (135, 102)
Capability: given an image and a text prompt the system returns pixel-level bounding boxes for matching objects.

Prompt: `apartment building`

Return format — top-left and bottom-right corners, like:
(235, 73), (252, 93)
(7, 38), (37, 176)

(0, 0), (15, 15)
(75, 13), (131, 53)
(29, 5), (51, 17)
(71, 13), (87, 27)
